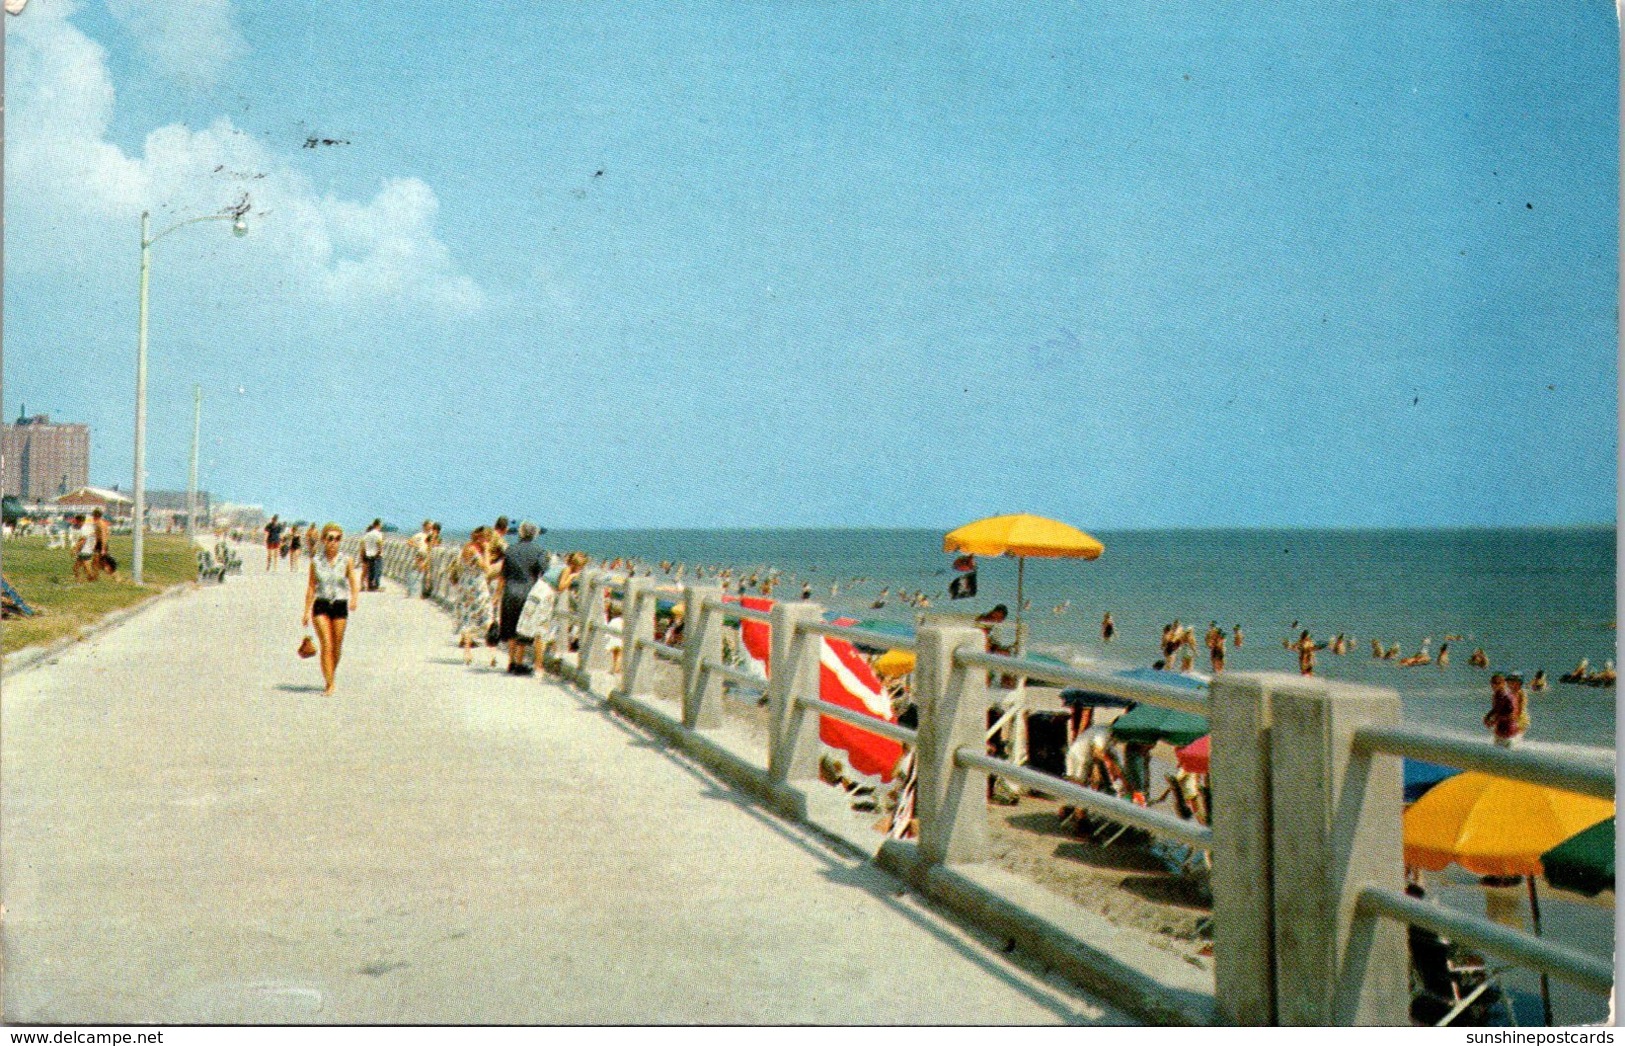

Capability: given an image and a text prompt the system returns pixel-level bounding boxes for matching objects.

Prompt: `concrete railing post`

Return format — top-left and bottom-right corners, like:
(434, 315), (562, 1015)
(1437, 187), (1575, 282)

(1268, 677), (1407, 1026)
(577, 570), (612, 675)
(617, 577), (654, 700)
(682, 585), (724, 729)
(767, 602), (823, 784)
(1208, 673), (1279, 1026)
(913, 622), (989, 866)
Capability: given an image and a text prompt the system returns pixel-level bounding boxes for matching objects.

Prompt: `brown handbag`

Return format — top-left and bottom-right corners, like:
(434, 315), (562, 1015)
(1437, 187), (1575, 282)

(297, 635), (317, 659)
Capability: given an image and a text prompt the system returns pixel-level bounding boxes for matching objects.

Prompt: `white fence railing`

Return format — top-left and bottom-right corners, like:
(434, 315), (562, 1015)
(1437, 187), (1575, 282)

(369, 549), (1615, 1026)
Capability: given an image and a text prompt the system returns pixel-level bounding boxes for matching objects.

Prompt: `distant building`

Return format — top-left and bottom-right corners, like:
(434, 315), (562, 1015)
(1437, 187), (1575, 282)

(2, 409), (90, 500)
(144, 489), (213, 532)
(55, 486), (133, 520)
(213, 502), (267, 531)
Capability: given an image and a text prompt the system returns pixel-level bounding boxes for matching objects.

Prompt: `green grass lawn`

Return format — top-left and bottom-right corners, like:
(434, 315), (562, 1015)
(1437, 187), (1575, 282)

(2, 534), (199, 655)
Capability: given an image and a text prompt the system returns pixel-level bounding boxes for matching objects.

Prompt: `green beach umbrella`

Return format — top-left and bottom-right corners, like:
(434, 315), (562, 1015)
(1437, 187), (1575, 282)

(1110, 703), (1210, 748)
(1541, 817), (1614, 897)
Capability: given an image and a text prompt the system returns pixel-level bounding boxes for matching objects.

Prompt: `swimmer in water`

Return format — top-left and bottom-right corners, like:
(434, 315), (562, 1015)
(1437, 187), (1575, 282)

(1287, 630), (1326, 676)
(1372, 638), (1387, 660)
(1232, 624), (1243, 648)
(1437, 642), (1450, 669)
(1399, 641), (1433, 668)
(1102, 611), (1116, 644)
(1469, 647), (1489, 668)
(1530, 669), (1547, 692)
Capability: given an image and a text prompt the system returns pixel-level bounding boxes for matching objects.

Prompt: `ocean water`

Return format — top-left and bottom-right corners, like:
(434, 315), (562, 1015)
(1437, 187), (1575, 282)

(539, 526), (1618, 747)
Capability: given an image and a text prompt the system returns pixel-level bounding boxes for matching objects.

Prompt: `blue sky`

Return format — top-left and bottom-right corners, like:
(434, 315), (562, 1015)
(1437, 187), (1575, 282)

(4, 1), (1617, 530)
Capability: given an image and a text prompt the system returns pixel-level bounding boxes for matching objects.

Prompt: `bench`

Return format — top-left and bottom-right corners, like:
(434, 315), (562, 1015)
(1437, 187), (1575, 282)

(196, 548), (227, 584)
(214, 541), (244, 575)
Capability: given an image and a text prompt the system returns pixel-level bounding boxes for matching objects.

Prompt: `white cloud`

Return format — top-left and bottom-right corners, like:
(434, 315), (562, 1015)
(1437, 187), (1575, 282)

(105, 0), (245, 90)
(6, 1), (485, 315)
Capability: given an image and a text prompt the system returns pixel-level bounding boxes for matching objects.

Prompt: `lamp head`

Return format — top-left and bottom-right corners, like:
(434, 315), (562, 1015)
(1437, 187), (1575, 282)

(231, 217), (248, 238)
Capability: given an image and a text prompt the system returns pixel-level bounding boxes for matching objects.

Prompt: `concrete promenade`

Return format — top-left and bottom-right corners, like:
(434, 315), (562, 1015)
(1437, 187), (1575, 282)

(1, 554), (1125, 1024)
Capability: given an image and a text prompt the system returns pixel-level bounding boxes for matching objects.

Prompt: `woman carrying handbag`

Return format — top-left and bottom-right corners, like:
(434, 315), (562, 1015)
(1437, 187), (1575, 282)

(303, 523), (361, 695)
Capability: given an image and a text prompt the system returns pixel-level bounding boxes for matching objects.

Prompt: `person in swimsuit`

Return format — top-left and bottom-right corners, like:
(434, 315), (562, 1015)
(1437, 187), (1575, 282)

(92, 509), (111, 575)
(71, 514), (95, 582)
(303, 523), (360, 695)
(286, 524), (302, 570)
(1205, 622), (1226, 673)
(1288, 630), (1326, 675)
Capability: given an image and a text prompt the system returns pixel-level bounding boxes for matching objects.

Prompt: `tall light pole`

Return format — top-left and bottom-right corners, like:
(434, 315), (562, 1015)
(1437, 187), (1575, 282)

(133, 208), (247, 584)
(186, 384), (201, 539)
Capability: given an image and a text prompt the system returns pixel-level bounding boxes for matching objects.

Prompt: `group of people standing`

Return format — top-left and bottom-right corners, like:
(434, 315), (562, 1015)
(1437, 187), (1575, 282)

(443, 517), (564, 674)
(1146, 618), (1242, 674)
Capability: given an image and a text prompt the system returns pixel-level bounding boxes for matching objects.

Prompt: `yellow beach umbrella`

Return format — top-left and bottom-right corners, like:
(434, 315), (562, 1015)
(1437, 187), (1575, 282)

(874, 649), (917, 679)
(1404, 771), (1613, 878)
(943, 514), (1104, 655)
(1404, 770), (1614, 1025)
(943, 514), (1105, 560)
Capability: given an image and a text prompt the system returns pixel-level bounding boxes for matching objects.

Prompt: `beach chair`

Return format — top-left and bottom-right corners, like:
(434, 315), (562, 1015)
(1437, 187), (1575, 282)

(1407, 901), (1514, 1026)
(196, 548), (226, 584)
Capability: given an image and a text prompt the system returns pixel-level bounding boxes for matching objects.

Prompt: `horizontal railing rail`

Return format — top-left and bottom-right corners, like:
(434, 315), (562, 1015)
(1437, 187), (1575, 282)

(956, 649), (1211, 716)
(701, 658), (767, 693)
(956, 748), (1213, 849)
(1356, 887), (1613, 997)
(630, 635), (685, 663)
(798, 618), (919, 652)
(1354, 725), (1615, 800)
(796, 695), (919, 747)
(701, 597), (772, 623)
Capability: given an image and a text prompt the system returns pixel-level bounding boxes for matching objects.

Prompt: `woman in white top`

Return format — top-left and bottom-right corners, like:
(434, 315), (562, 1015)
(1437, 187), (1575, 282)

(303, 522), (361, 695)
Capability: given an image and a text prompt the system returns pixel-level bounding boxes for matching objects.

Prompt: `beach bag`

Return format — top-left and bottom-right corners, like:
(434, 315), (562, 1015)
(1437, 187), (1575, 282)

(297, 634), (317, 659)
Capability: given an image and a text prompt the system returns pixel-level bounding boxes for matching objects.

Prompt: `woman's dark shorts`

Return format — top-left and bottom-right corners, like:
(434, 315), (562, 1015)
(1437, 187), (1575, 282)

(312, 598), (349, 620)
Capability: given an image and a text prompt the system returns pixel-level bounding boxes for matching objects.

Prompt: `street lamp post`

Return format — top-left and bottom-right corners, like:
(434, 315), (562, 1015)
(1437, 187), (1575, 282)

(186, 384), (202, 540)
(132, 208), (247, 584)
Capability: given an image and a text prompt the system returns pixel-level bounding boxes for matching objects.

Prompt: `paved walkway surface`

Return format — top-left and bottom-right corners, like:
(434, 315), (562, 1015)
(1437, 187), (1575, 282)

(2, 553), (1126, 1024)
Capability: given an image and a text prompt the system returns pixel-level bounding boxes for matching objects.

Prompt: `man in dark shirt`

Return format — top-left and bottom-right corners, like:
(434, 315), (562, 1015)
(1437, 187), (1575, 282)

(500, 522), (549, 674)
(264, 515), (284, 571)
